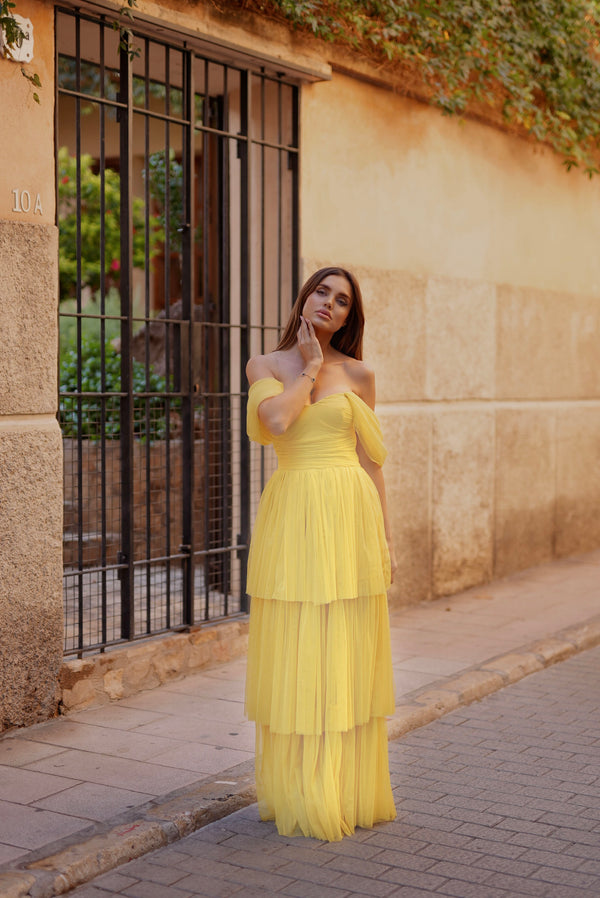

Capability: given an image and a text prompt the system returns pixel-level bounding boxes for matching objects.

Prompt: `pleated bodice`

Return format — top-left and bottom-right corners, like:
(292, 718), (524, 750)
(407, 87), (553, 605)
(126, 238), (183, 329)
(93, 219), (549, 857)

(246, 378), (391, 604)
(272, 397), (361, 471)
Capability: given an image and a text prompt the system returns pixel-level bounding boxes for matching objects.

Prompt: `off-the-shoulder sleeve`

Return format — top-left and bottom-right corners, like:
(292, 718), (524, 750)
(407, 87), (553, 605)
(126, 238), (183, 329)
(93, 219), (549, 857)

(247, 377), (284, 445)
(345, 392), (387, 465)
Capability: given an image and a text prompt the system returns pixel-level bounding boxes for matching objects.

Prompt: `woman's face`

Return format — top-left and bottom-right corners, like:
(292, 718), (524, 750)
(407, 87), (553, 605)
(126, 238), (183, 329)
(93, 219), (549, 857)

(302, 274), (352, 334)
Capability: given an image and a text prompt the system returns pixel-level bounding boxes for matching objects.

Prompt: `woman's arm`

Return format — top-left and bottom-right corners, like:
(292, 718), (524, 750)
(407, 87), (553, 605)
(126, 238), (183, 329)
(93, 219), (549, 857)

(354, 365), (398, 583)
(356, 441), (398, 584)
(246, 317), (323, 436)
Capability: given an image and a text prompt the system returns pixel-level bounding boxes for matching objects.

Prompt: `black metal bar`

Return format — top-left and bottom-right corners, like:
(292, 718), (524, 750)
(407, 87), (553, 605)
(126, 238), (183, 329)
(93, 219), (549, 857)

(260, 73), (266, 355)
(99, 21), (108, 649)
(277, 78), (283, 333)
(202, 58), (210, 621)
(291, 83), (300, 298)
(220, 78), (232, 612)
(181, 47), (195, 627)
(164, 43), (172, 630)
(144, 36), (152, 634)
(75, 14), (84, 653)
(239, 69), (251, 612)
(118, 39), (134, 641)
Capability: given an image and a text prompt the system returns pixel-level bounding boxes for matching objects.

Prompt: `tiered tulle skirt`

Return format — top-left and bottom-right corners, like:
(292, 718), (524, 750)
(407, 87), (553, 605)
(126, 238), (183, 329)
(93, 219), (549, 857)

(245, 463), (396, 841)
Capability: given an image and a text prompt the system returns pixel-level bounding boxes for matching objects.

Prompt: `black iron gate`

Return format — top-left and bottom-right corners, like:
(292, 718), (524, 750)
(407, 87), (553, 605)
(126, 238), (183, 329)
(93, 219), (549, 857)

(56, 8), (299, 655)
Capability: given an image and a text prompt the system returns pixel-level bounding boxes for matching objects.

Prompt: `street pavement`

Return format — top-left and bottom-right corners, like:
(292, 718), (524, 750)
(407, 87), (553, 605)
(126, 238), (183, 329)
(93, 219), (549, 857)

(69, 646), (600, 898)
(0, 550), (598, 896)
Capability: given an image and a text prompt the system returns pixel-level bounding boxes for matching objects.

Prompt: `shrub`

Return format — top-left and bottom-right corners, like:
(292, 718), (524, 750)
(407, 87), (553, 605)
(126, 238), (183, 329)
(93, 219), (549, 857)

(59, 336), (178, 441)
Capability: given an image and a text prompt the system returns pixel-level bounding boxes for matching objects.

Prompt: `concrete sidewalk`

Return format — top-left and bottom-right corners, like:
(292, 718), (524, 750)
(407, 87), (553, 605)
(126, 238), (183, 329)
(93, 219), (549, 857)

(1, 550), (599, 897)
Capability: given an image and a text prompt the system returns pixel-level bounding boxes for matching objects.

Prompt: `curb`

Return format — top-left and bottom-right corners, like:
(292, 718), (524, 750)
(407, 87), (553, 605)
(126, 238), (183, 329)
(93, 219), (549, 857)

(3, 613), (600, 897)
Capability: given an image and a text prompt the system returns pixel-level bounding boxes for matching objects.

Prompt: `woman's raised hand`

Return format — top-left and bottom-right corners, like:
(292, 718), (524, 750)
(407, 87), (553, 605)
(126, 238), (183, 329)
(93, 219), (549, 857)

(297, 316), (323, 370)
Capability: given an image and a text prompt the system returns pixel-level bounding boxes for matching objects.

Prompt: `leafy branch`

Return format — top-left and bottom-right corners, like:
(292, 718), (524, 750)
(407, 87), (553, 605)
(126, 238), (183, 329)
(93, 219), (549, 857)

(113, 0), (141, 61)
(240, 0), (600, 176)
(1, 0), (140, 102)
(0, 0), (41, 102)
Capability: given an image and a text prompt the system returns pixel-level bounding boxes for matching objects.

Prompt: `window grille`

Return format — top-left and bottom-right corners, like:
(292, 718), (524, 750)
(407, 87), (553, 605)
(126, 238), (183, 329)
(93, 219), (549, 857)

(56, 7), (299, 655)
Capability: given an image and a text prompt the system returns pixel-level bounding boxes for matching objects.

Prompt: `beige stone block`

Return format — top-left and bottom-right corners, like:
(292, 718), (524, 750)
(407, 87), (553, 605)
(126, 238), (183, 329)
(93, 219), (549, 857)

(152, 644), (189, 683)
(563, 619), (600, 652)
(103, 669), (124, 701)
(125, 655), (160, 694)
(0, 221), (59, 415)
(555, 407), (600, 556)
(0, 872), (36, 898)
(494, 409), (555, 577)
(530, 637), (574, 665)
(447, 669), (505, 702)
(380, 409), (431, 604)
(60, 679), (98, 712)
(496, 284), (600, 400)
(432, 411), (494, 596)
(0, 420), (63, 730)
(59, 659), (96, 690)
(414, 688), (460, 714)
(360, 268), (427, 402)
(425, 276), (496, 399)
(388, 703), (438, 739)
(481, 652), (544, 683)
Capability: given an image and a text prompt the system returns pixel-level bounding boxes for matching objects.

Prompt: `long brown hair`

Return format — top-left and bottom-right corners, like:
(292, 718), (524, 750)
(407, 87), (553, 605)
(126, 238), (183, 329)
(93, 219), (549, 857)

(276, 267), (365, 360)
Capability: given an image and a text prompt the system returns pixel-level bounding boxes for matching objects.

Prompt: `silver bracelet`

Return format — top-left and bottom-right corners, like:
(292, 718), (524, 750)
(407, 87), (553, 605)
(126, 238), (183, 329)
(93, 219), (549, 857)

(300, 372), (316, 384)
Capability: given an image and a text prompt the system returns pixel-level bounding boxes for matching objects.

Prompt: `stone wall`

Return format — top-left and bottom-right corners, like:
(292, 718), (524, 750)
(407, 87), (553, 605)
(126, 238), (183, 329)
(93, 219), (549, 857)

(0, 0), (62, 732)
(0, 222), (63, 730)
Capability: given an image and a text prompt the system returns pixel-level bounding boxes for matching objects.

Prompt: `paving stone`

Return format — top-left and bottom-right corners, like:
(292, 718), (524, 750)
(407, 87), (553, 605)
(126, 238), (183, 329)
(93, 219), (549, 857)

(378, 865), (449, 890)
(440, 882), (515, 898)
(121, 883), (193, 898)
(368, 848), (438, 872)
(66, 889), (120, 898)
(94, 871), (140, 890)
(327, 871), (398, 896)
(399, 826), (475, 849)
(468, 838), (527, 859)
(517, 847), (586, 870)
(530, 866), (599, 889)
(472, 853), (540, 877)
(424, 860), (494, 884)
(565, 842), (600, 860)
(165, 876), (242, 897)
(277, 860), (344, 885)
(322, 854), (391, 879)
(281, 881), (350, 898)
(319, 837), (385, 859)
(484, 872), (563, 896)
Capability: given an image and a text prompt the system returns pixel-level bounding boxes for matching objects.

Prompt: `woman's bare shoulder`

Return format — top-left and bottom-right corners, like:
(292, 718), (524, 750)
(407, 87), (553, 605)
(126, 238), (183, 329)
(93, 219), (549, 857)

(246, 354), (277, 385)
(344, 358), (376, 407)
(246, 351), (290, 385)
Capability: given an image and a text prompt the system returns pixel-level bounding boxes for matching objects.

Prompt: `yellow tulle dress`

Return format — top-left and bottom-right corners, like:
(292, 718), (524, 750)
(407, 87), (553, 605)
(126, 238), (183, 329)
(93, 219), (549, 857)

(245, 377), (396, 841)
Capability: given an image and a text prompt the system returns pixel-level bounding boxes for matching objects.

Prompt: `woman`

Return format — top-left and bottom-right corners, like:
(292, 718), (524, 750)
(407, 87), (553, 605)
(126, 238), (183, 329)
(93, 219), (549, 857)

(244, 266), (397, 841)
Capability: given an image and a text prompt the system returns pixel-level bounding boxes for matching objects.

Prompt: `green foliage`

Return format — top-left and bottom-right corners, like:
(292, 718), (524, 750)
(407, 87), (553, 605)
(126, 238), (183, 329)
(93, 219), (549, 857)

(1, 0), (41, 101)
(57, 147), (161, 300)
(245, 0), (600, 175)
(113, 0), (141, 60)
(59, 336), (177, 441)
(59, 288), (122, 356)
(145, 149), (185, 254)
